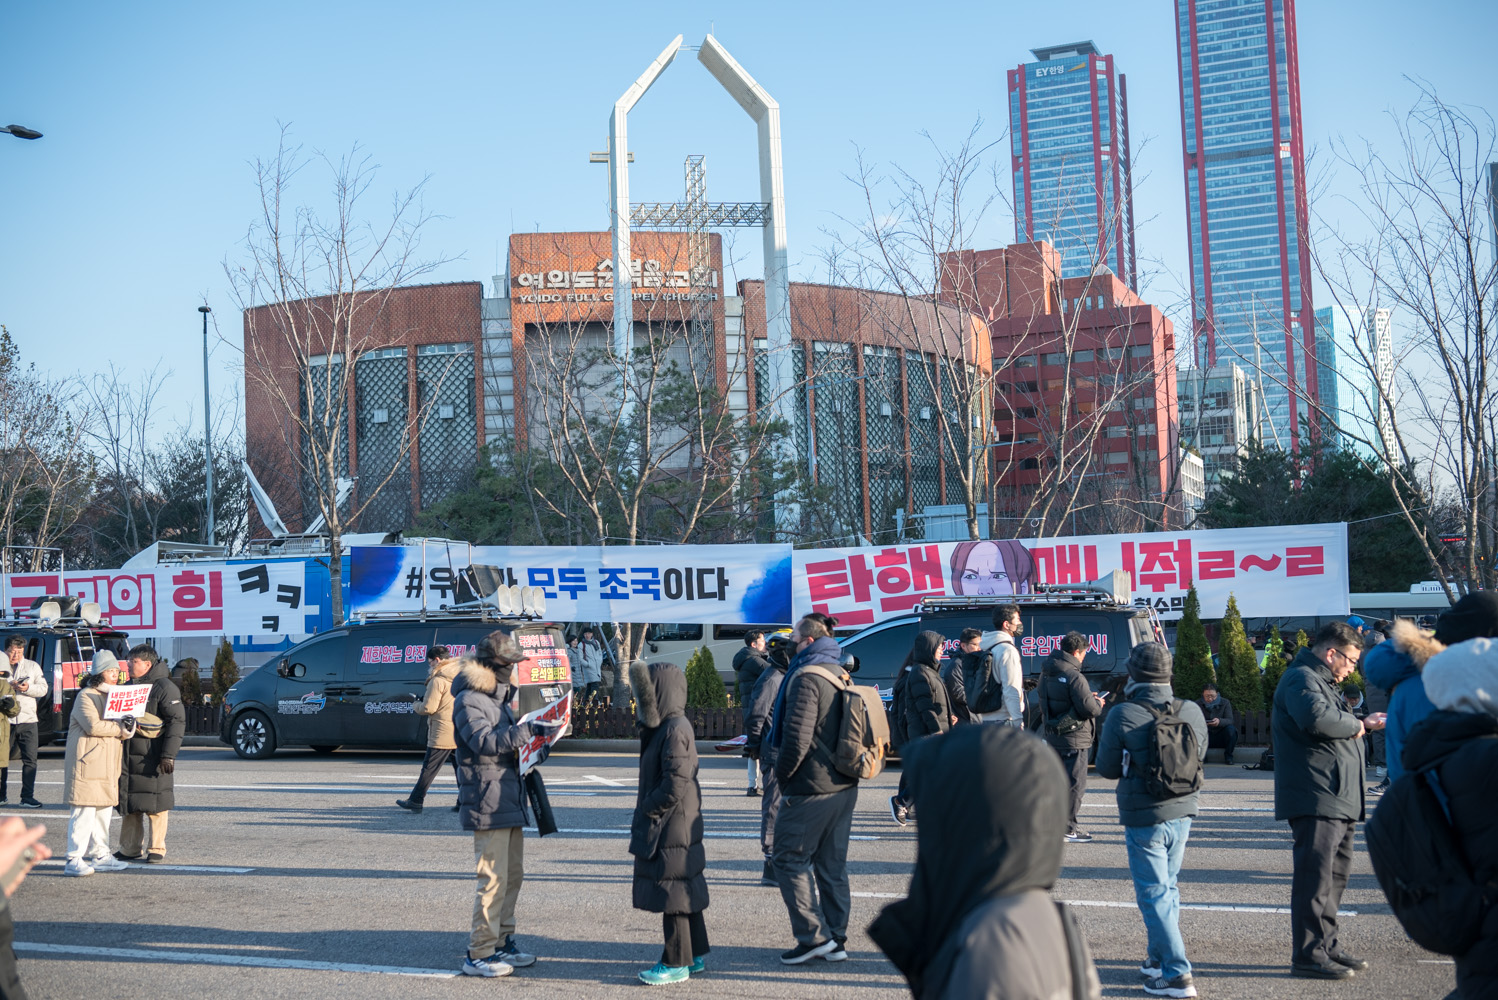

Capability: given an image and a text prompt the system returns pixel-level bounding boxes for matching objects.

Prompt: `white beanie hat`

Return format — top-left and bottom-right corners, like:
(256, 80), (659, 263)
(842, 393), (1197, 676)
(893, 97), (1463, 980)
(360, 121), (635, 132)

(1422, 636), (1498, 719)
(89, 650), (120, 676)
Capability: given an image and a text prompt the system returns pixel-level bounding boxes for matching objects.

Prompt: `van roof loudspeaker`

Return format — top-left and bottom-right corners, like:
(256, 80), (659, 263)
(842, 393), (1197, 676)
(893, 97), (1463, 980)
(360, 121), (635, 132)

(79, 602), (102, 626)
(34, 601), (61, 627)
(507, 585), (526, 617)
(490, 586), (514, 616)
(521, 586), (546, 618)
(1090, 569), (1132, 605)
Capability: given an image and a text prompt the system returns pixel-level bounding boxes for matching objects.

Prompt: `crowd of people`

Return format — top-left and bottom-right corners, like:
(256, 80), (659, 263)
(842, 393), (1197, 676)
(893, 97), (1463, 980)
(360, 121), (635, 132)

(1, 592), (1495, 997)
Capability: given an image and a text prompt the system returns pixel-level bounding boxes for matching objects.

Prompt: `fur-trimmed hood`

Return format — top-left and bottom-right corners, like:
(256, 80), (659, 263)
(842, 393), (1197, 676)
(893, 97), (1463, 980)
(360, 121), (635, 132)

(454, 657), (501, 696)
(431, 657), (461, 681)
(630, 659), (686, 729)
(1365, 619), (1445, 693)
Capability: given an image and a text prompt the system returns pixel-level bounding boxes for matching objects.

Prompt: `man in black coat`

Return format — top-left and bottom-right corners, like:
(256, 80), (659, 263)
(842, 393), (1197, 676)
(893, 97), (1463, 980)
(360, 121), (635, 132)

(734, 631), (771, 796)
(1273, 621), (1383, 980)
(115, 645), (185, 863)
(940, 628), (982, 725)
(889, 631), (952, 826)
(1198, 683), (1238, 765)
(1039, 632), (1105, 843)
(767, 614), (858, 965)
(744, 632), (793, 884)
(1403, 635), (1498, 999)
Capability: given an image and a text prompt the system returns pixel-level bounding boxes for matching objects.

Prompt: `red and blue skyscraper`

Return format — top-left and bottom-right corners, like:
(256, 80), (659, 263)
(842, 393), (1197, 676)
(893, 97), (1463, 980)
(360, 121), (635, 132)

(1175, 0), (1315, 447)
(1008, 42), (1137, 291)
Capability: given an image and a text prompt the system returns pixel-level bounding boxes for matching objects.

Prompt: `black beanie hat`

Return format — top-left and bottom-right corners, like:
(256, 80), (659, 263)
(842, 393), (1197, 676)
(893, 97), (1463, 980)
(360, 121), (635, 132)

(1435, 592), (1498, 646)
(1127, 642), (1173, 684)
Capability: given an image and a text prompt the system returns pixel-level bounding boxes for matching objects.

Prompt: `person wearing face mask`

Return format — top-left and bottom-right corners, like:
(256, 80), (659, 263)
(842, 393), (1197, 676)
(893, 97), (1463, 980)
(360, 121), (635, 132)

(450, 630), (563, 978)
(968, 605), (1026, 728)
(61, 652), (135, 877)
(743, 631), (794, 885)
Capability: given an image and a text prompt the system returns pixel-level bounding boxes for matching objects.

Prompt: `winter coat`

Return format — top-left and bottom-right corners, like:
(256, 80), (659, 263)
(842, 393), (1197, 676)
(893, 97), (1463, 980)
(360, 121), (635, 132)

(416, 658), (460, 750)
(743, 657), (786, 760)
(733, 646), (770, 704)
(452, 660), (536, 832)
(567, 645), (584, 686)
(1272, 647), (1366, 822)
(1038, 650), (1102, 750)
(897, 631), (951, 745)
(940, 653), (973, 724)
(63, 687), (129, 808)
(629, 660), (709, 916)
(120, 661), (187, 815)
(1199, 696), (1236, 729)
(7, 658), (46, 725)
(1363, 620), (1442, 783)
(1096, 681), (1209, 827)
(972, 631), (1025, 725)
(577, 639), (605, 686)
(0, 678), (18, 753)
(771, 637), (857, 796)
(869, 724), (1099, 1000)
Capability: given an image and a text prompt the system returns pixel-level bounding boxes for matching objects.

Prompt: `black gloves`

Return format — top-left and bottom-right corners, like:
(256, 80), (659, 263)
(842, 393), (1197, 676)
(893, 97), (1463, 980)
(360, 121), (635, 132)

(159, 758), (175, 775)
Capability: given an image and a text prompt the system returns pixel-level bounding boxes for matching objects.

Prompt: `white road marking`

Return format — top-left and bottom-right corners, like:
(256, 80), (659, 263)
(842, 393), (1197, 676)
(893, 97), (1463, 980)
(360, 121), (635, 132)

(853, 893), (1360, 916)
(0, 811), (72, 819)
(518, 827), (877, 840)
(1418, 959), (1456, 965)
(583, 774), (625, 787)
(36, 859), (253, 874)
(13, 941), (454, 978)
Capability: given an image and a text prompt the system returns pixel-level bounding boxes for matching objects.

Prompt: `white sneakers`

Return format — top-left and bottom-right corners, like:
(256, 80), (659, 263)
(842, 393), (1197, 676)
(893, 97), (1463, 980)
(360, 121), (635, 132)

(64, 855), (131, 877)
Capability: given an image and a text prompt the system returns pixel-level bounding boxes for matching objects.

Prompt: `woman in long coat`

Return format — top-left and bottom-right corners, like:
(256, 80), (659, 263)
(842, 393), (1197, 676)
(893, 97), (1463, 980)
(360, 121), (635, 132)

(628, 660), (709, 985)
(63, 652), (135, 877)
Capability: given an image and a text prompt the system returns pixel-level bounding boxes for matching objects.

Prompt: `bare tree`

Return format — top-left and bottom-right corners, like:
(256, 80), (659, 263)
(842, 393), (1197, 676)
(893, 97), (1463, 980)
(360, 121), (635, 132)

(228, 130), (457, 623)
(1308, 85), (1497, 597)
(0, 327), (93, 571)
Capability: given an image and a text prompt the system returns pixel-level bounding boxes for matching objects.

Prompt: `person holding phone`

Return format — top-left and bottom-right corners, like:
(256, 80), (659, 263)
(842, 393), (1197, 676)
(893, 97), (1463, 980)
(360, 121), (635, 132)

(1, 637), (45, 809)
(1038, 632), (1105, 843)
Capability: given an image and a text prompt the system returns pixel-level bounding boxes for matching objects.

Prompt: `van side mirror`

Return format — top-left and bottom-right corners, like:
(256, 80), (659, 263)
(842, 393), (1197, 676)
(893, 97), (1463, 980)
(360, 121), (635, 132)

(291, 663), (306, 679)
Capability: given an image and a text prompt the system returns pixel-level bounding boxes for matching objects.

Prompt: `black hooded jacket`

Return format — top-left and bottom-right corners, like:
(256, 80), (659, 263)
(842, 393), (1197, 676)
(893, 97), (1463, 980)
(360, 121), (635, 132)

(120, 660), (186, 815)
(869, 725), (1100, 1000)
(1039, 650), (1102, 750)
(629, 660), (708, 916)
(895, 631), (952, 746)
(1401, 709), (1498, 993)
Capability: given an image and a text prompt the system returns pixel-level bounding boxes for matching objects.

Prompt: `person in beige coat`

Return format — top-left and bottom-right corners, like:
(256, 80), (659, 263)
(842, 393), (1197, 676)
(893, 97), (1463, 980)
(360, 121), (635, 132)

(63, 651), (136, 877)
(397, 648), (461, 815)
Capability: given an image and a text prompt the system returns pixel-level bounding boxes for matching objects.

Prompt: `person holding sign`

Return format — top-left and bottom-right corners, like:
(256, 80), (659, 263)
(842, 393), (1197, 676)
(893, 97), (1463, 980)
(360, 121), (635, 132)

(451, 630), (562, 978)
(115, 645), (185, 863)
(62, 652), (135, 877)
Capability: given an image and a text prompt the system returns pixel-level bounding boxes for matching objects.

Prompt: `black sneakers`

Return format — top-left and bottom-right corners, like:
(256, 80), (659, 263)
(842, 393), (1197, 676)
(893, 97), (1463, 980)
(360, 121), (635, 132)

(1142, 974), (1196, 997)
(1064, 829), (1094, 843)
(780, 940), (836, 965)
(821, 938), (848, 962)
(1329, 952), (1370, 971)
(746, 787), (760, 797)
(1292, 961), (1355, 980)
(888, 796), (910, 826)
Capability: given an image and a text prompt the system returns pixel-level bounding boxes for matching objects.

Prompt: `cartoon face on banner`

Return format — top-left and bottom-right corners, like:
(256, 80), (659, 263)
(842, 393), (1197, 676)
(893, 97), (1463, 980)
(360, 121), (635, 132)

(948, 540), (1038, 597)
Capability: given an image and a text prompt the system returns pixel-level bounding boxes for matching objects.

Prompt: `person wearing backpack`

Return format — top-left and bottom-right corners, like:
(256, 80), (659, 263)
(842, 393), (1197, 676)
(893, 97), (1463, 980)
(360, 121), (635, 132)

(1273, 621), (1383, 981)
(941, 628), (982, 725)
(888, 631), (953, 826)
(767, 613), (859, 965)
(1039, 631), (1107, 843)
(1096, 642), (1208, 999)
(1393, 635), (1498, 999)
(969, 604), (1026, 727)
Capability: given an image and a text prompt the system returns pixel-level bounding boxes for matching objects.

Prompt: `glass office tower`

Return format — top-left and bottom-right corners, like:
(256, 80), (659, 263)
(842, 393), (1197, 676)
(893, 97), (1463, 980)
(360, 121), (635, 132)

(1175, 0), (1315, 448)
(1008, 41), (1136, 289)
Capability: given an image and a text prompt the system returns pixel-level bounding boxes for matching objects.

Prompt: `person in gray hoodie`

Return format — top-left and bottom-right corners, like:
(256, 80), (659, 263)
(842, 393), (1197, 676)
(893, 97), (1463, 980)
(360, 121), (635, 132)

(1096, 642), (1208, 999)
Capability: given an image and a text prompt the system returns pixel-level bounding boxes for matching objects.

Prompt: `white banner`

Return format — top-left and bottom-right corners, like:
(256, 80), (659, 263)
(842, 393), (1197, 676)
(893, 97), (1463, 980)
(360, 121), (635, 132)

(1, 561), (324, 639)
(102, 684), (152, 719)
(792, 523), (1349, 625)
(349, 543), (792, 624)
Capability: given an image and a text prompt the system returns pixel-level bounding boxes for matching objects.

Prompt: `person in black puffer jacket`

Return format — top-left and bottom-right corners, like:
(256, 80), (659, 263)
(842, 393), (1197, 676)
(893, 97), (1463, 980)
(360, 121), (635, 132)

(734, 631), (772, 796)
(451, 630), (562, 979)
(889, 631), (952, 825)
(116, 646), (185, 863)
(1402, 636), (1498, 1000)
(744, 632), (794, 883)
(629, 660), (710, 985)
(1038, 633), (1105, 842)
(941, 629), (982, 725)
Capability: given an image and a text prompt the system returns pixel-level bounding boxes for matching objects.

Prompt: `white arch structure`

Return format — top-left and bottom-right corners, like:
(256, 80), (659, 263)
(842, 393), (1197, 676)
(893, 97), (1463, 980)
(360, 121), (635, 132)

(607, 34), (796, 510)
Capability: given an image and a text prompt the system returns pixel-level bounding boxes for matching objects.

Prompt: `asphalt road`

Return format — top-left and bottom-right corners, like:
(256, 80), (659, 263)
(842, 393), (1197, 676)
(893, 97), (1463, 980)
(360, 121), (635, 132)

(5, 744), (1456, 999)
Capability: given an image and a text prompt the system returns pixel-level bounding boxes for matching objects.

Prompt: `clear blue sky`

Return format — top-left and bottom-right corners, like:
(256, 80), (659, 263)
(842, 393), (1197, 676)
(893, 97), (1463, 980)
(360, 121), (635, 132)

(3, 0), (1494, 436)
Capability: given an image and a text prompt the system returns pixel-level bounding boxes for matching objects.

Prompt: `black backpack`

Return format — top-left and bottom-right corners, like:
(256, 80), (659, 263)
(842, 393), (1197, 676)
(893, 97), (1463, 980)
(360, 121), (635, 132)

(1243, 748), (1274, 772)
(1138, 700), (1203, 799)
(1366, 766), (1493, 955)
(965, 649), (1008, 715)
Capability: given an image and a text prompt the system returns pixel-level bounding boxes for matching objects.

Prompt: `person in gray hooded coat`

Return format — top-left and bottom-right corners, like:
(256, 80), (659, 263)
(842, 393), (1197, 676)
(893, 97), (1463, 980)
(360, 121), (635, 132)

(629, 660), (710, 985)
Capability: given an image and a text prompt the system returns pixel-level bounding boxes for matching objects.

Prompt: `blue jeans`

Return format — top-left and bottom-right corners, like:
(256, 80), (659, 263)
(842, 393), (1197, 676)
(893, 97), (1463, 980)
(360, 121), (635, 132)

(1124, 817), (1192, 980)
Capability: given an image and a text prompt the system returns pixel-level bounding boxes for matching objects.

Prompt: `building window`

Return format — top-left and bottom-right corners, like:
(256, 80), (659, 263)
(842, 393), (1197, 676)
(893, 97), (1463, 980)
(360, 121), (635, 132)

(417, 342), (475, 356)
(1073, 350), (1094, 363)
(1043, 352), (1067, 366)
(1014, 355), (1038, 368)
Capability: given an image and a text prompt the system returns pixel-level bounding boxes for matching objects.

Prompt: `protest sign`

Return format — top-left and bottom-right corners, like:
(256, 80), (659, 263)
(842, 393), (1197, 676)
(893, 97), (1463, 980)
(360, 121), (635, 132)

(103, 684), (152, 719)
(518, 691), (571, 775)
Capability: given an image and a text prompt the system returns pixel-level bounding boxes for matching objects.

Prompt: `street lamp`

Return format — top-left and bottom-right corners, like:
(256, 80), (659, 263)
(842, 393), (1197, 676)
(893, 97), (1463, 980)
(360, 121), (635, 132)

(199, 305), (214, 546)
(1, 125), (42, 140)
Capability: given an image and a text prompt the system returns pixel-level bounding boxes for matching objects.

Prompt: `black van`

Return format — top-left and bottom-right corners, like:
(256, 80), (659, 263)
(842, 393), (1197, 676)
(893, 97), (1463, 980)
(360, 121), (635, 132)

(220, 612), (571, 759)
(0, 598), (132, 745)
(840, 587), (1158, 730)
